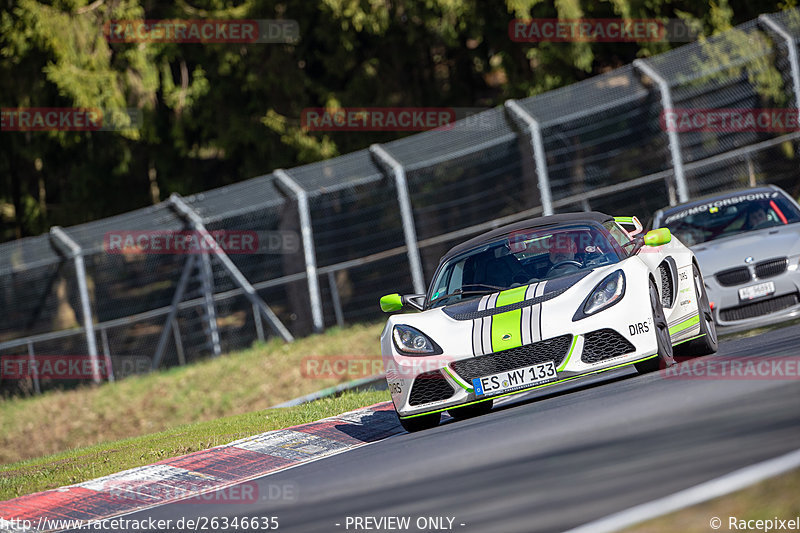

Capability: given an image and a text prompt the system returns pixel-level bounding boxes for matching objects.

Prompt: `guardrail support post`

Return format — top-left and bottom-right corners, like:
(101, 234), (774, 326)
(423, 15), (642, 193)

(169, 193), (294, 342)
(27, 341), (40, 394)
(370, 144), (426, 295)
(328, 271), (345, 328)
(50, 226), (102, 384)
(172, 318), (186, 365)
(100, 328), (115, 382)
(199, 252), (222, 357)
(505, 100), (555, 216)
(253, 303), (265, 342)
(274, 169), (324, 333)
(759, 14), (800, 108)
(152, 255), (198, 369)
(634, 59), (690, 205)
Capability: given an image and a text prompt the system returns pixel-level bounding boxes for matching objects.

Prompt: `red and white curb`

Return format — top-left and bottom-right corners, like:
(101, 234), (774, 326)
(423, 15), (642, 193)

(0, 401), (413, 532)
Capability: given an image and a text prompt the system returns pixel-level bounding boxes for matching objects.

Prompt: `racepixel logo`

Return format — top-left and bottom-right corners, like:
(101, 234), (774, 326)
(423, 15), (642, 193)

(103, 19), (299, 43)
(1, 108), (142, 132)
(509, 18), (698, 43)
(661, 108), (800, 132)
(103, 230), (300, 255)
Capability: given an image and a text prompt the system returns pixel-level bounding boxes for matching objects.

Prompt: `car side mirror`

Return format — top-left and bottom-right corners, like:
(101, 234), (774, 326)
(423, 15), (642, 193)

(380, 293), (425, 312)
(644, 228), (672, 246)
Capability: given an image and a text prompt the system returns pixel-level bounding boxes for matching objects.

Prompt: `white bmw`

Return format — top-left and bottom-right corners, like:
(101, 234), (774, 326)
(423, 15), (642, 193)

(380, 212), (717, 432)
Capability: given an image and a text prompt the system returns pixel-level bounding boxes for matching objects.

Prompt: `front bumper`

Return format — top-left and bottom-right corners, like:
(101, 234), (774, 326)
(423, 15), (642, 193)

(706, 264), (800, 331)
(382, 291), (660, 418)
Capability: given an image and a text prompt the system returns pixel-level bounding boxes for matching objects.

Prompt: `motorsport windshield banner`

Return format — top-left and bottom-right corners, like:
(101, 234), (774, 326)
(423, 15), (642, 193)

(663, 191), (780, 224)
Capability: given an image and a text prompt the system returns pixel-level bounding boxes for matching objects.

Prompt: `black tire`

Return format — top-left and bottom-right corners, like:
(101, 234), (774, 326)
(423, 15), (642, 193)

(448, 399), (493, 420)
(398, 412), (441, 432)
(635, 278), (674, 374)
(674, 264), (718, 357)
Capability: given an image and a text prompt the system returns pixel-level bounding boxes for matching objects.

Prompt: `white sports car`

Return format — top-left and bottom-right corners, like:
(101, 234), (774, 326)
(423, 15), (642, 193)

(380, 212), (717, 432)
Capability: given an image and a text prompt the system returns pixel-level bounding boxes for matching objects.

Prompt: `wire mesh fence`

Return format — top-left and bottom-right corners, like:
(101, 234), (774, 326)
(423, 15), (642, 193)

(2, 9), (799, 395)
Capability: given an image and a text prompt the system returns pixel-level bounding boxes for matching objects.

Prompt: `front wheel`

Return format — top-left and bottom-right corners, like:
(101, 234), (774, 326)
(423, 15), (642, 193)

(636, 278), (674, 374)
(675, 264), (718, 357)
(398, 412), (441, 432)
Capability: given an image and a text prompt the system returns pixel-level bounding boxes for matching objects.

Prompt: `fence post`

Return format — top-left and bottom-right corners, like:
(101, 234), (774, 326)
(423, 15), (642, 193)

(169, 193), (294, 342)
(328, 271), (345, 328)
(152, 255), (198, 369)
(100, 328), (115, 382)
(26, 341), (40, 394)
(199, 252), (222, 357)
(369, 144), (426, 295)
(759, 14), (800, 107)
(504, 100), (554, 216)
(633, 59), (690, 205)
(274, 169), (324, 333)
(50, 226), (102, 384)
(172, 318), (186, 365)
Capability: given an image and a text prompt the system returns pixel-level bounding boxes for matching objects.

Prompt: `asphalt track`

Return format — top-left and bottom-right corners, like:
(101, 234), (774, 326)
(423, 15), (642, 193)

(88, 324), (800, 533)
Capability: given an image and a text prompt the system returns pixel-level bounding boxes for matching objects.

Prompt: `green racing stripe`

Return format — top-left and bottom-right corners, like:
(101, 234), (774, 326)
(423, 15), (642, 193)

(490, 286), (528, 353)
(557, 335), (579, 372)
(669, 314), (699, 336)
(443, 366), (473, 393)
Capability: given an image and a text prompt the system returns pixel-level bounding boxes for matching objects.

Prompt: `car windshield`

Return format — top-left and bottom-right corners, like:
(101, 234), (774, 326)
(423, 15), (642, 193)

(428, 223), (624, 308)
(659, 192), (800, 246)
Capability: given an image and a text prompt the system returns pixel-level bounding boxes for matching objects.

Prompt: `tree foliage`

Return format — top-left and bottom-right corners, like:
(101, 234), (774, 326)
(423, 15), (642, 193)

(0, 0), (793, 241)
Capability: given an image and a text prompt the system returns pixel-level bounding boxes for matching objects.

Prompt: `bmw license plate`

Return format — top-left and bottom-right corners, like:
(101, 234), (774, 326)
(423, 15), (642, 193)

(738, 281), (775, 301)
(472, 361), (557, 397)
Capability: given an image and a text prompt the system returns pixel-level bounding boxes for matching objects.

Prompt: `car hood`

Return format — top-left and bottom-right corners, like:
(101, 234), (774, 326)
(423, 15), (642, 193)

(691, 224), (800, 275)
(436, 269), (596, 319)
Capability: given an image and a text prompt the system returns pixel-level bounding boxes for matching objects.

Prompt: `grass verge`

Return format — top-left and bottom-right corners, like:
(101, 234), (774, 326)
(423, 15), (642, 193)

(0, 389), (390, 501)
(0, 322), (384, 465)
(625, 466), (800, 532)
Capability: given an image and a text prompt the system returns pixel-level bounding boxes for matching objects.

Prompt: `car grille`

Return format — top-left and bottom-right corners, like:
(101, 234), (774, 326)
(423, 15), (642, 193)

(755, 257), (788, 279)
(451, 334), (572, 382)
(581, 329), (636, 364)
(715, 267), (751, 287)
(408, 370), (456, 406)
(719, 293), (800, 322)
(714, 257), (789, 287)
(659, 264), (673, 307)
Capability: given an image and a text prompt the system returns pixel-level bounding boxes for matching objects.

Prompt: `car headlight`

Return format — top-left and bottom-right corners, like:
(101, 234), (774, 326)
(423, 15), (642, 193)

(581, 270), (626, 317)
(392, 325), (441, 355)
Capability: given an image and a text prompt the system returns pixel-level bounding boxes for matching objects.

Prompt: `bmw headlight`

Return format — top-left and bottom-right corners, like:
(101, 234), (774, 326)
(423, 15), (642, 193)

(581, 270), (626, 317)
(392, 325), (441, 355)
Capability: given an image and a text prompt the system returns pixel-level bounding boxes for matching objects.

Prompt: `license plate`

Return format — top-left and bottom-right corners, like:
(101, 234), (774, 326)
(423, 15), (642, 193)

(738, 281), (775, 301)
(472, 361), (557, 397)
